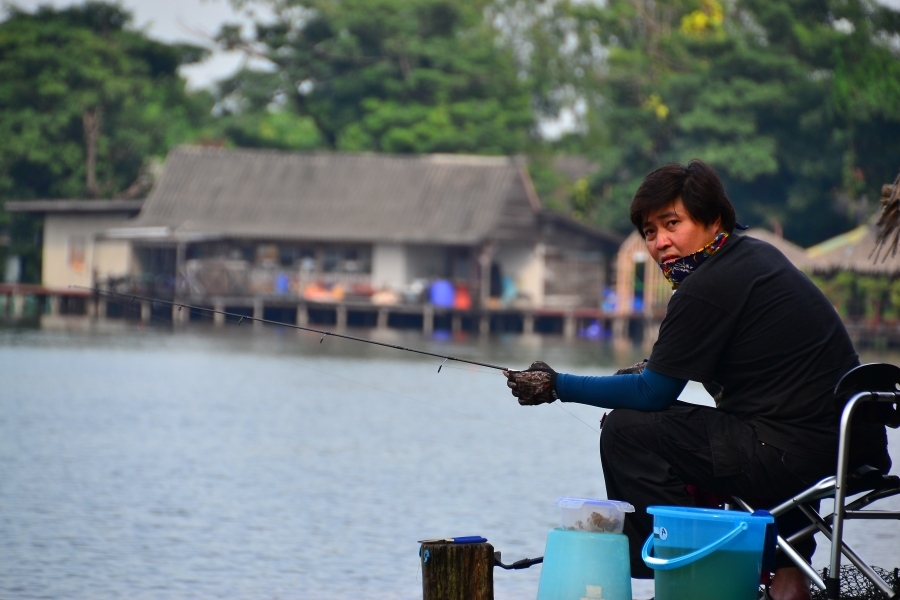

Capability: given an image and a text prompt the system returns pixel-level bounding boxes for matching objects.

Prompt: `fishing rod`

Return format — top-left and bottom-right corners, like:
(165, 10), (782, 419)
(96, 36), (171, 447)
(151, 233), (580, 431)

(71, 285), (510, 372)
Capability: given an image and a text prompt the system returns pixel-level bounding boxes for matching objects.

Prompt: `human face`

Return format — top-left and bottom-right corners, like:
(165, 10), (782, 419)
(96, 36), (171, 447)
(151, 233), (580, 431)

(642, 198), (723, 264)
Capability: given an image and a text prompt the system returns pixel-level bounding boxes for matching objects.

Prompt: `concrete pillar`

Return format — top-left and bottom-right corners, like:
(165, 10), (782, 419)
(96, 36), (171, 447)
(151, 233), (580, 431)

(523, 312), (535, 335)
(451, 313), (462, 334)
(96, 297), (107, 320)
(563, 311), (576, 339)
(49, 294), (61, 316)
(297, 303), (308, 327)
(377, 307), (388, 330)
(479, 313), (490, 336)
(140, 301), (151, 324)
(12, 293), (25, 319)
(423, 305), (434, 336)
(213, 302), (225, 327)
(253, 299), (264, 328)
(335, 304), (347, 330)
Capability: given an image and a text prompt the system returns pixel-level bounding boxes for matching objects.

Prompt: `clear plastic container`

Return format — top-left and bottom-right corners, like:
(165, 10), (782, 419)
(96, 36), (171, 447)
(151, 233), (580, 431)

(555, 497), (635, 534)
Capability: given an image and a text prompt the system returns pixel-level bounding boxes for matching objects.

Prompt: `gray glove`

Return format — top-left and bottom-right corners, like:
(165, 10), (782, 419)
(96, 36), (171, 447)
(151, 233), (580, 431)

(505, 361), (559, 406)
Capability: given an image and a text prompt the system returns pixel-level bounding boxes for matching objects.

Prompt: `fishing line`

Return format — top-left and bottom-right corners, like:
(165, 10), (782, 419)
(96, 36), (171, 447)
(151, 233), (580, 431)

(72, 286), (508, 371)
(91, 288), (602, 437)
(555, 404), (600, 434)
(100, 295), (543, 435)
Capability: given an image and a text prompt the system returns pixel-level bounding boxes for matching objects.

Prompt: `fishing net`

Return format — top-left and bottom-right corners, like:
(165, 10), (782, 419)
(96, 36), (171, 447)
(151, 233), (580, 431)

(807, 565), (900, 600)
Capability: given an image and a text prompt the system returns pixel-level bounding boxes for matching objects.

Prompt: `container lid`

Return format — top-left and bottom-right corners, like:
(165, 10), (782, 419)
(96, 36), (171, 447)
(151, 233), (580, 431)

(647, 505), (773, 523)
(555, 497), (635, 512)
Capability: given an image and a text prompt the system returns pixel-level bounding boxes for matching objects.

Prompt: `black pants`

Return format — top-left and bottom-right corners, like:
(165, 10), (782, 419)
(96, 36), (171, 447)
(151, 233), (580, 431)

(600, 403), (843, 579)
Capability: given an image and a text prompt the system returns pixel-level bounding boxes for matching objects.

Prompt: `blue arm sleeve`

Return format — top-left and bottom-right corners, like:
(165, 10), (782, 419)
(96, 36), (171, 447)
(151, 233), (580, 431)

(555, 367), (687, 411)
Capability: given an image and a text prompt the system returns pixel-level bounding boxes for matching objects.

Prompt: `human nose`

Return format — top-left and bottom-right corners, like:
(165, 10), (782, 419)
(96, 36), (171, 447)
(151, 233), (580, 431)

(655, 231), (672, 251)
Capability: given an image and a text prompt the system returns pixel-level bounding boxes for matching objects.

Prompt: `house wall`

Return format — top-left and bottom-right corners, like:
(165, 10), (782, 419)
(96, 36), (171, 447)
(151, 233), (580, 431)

(372, 241), (548, 306)
(494, 243), (543, 306)
(371, 243), (407, 290)
(42, 214), (134, 290)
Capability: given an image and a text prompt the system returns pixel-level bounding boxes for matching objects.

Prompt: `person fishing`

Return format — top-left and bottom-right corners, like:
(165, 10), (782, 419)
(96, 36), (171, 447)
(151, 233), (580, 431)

(504, 160), (891, 600)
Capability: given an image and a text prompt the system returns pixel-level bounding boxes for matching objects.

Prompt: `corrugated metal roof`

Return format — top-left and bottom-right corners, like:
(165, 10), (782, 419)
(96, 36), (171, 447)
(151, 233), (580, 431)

(5, 199), (144, 214)
(131, 146), (541, 245)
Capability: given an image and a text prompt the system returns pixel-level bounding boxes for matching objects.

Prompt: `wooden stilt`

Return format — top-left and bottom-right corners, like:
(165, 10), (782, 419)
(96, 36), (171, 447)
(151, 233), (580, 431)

(421, 541), (494, 600)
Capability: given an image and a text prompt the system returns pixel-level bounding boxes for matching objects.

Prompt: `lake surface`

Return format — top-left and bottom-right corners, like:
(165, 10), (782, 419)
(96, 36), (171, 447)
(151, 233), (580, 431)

(1, 321), (898, 599)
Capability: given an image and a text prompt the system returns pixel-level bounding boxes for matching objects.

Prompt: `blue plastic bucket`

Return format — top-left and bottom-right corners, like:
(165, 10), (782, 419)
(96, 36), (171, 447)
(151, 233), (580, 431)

(642, 506), (774, 600)
(537, 529), (632, 600)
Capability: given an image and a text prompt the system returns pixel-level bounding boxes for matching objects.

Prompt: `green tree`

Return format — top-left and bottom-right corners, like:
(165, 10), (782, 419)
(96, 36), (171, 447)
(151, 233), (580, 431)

(0, 2), (213, 281)
(216, 0), (534, 154)
(549, 0), (900, 243)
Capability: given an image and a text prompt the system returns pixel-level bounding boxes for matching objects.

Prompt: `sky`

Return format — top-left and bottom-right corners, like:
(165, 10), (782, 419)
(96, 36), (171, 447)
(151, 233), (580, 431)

(7, 0), (900, 93)
(6, 0), (272, 90)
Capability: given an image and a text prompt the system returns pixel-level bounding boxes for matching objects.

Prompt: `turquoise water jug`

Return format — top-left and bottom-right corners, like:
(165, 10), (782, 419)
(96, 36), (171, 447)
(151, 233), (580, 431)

(537, 529), (632, 600)
(642, 506), (774, 600)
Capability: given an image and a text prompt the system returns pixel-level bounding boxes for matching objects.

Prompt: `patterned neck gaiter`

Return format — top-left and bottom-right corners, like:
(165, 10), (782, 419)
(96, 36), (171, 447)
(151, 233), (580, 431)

(659, 232), (729, 290)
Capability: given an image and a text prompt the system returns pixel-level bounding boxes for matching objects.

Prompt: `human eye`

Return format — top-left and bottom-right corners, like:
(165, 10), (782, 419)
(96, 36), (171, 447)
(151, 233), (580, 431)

(644, 227), (656, 240)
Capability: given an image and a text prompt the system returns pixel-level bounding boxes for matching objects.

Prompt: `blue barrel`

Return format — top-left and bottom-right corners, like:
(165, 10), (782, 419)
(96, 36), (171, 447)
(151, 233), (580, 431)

(642, 506), (774, 600)
(429, 279), (454, 307)
(537, 529), (632, 600)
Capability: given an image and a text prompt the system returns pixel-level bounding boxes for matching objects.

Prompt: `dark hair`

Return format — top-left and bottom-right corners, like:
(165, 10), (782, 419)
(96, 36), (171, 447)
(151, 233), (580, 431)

(630, 159), (736, 237)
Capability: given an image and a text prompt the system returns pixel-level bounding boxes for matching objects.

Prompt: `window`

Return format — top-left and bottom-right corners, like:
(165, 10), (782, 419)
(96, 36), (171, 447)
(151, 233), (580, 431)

(322, 247), (372, 274)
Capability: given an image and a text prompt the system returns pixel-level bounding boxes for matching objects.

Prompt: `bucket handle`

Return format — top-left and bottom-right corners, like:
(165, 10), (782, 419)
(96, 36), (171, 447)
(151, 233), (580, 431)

(641, 521), (748, 571)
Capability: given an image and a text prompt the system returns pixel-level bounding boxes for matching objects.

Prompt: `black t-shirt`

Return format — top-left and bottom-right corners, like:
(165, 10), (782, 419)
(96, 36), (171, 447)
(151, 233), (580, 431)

(648, 234), (866, 459)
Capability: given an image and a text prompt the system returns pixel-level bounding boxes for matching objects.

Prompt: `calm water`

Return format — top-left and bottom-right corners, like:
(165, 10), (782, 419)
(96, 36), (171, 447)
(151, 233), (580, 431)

(1, 322), (898, 599)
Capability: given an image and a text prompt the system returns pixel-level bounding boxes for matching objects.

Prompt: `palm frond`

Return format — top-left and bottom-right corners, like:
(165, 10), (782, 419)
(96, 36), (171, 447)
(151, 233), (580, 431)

(871, 168), (900, 263)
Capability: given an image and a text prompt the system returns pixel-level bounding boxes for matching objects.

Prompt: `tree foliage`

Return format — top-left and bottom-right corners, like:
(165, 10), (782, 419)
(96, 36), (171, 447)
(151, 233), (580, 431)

(3, 0), (900, 285)
(215, 0), (534, 154)
(536, 0), (900, 244)
(0, 2), (213, 281)
(0, 2), (211, 200)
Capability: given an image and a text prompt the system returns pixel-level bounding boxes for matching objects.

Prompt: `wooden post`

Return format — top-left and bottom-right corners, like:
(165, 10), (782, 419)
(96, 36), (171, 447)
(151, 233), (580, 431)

(12, 293), (25, 319)
(140, 301), (151, 324)
(49, 294), (61, 316)
(96, 296), (107, 320)
(563, 310), (576, 339)
(172, 301), (187, 326)
(523, 312), (535, 335)
(213, 301), (225, 327)
(421, 541), (494, 600)
(253, 299), (264, 328)
(297, 303), (309, 328)
(376, 307), (388, 330)
(479, 314), (490, 336)
(423, 304), (434, 336)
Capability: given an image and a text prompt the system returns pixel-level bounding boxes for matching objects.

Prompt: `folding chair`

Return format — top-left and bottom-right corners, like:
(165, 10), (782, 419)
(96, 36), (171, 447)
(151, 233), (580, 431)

(732, 363), (900, 599)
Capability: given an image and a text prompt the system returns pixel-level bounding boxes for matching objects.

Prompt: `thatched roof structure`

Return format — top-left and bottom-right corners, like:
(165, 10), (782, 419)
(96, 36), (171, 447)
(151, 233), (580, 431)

(807, 223), (900, 276)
